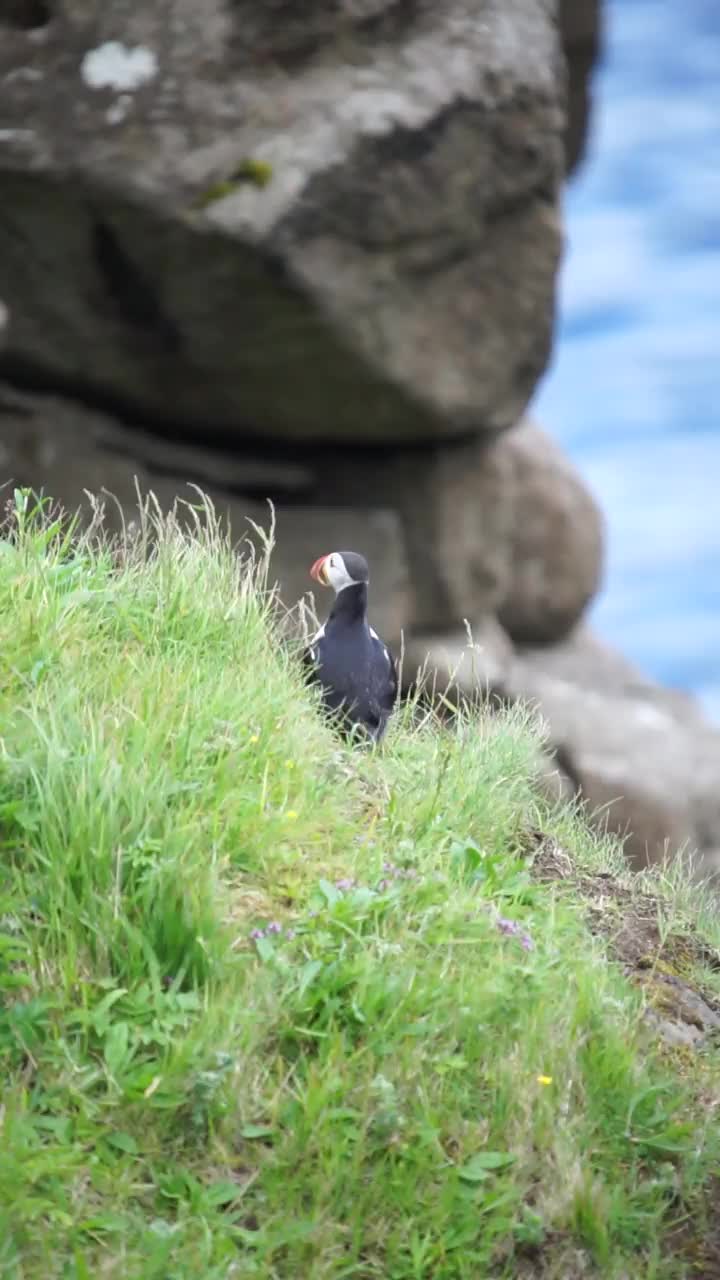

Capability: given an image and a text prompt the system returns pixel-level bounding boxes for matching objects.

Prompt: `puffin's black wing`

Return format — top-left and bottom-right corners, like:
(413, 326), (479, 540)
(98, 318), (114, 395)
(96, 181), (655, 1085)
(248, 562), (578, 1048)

(367, 633), (398, 741)
(301, 630), (340, 716)
(301, 622), (326, 683)
(301, 624), (397, 744)
(301, 642), (319, 686)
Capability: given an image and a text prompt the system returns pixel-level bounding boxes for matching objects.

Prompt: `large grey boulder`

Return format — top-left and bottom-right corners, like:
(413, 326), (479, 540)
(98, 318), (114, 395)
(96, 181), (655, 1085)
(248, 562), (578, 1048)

(402, 615), (514, 703)
(509, 627), (720, 877)
(315, 419), (603, 641)
(404, 419), (603, 639)
(0, 380), (603, 651)
(0, 383), (410, 644)
(559, 0), (602, 174)
(493, 421), (604, 642)
(0, 0), (564, 442)
(404, 618), (720, 878)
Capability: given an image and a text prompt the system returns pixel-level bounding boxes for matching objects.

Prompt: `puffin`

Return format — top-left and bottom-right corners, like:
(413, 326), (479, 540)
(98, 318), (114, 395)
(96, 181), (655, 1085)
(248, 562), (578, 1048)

(304, 550), (398, 744)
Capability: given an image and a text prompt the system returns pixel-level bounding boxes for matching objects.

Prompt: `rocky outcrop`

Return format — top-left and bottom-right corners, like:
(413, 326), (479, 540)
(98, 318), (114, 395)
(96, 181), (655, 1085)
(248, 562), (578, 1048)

(1, 2), (717, 884)
(5, 379), (719, 882)
(490, 422), (604, 642)
(0, 384), (410, 644)
(310, 420), (603, 639)
(531, 833), (720, 1050)
(0, 0), (564, 443)
(411, 623), (720, 880)
(511, 629), (720, 878)
(559, 0), (602, 174)
(0, 383), (603, 647)
(402, 616), (514, 704)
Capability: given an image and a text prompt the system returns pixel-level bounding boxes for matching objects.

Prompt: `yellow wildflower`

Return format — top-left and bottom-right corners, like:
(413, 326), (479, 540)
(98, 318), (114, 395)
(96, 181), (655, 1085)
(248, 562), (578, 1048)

(286, 810), (299, 821)
(537, 1075), (552, 1086)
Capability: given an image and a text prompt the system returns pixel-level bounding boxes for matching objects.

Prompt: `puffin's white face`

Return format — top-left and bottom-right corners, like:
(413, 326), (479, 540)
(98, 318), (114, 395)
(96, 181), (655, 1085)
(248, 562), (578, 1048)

(310, 551), (366, 595)
(324, 553), (356, 593)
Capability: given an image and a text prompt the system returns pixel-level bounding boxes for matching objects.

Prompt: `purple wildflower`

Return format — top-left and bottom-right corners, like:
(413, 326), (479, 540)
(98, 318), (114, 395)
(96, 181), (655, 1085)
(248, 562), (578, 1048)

(250, 928), (266, 941)
(335, 878), (355, 892)
(377, 878), (391, 892)
(495, 916), (534, 951)
(266, 921), (282, 935)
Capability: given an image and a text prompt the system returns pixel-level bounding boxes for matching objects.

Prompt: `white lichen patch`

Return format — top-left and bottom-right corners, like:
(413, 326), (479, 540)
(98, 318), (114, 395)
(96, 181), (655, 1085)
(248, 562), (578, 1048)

(106, 94), (133, 127)
(0, 129), (35, 145)
(81, 42), (158, 93)
(5, 67), (43, 85)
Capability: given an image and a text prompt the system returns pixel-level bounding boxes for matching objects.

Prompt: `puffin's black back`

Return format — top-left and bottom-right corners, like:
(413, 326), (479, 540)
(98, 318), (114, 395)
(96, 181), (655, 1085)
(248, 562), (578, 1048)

(305, 581), (397, 742)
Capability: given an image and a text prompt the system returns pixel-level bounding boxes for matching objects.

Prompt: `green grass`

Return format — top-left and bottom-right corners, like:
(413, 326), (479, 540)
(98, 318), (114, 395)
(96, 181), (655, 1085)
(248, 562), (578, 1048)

(1, 490), (719, 1279)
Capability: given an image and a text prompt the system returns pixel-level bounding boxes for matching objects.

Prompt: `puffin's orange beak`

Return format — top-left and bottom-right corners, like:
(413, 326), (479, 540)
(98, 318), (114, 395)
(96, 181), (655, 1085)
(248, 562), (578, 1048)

(310, 555), (328, 585)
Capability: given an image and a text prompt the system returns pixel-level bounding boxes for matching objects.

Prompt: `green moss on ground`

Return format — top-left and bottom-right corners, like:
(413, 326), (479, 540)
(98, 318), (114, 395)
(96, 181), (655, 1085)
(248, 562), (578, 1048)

(1, 491), (719, 1279)
(192, 159), (274, 210)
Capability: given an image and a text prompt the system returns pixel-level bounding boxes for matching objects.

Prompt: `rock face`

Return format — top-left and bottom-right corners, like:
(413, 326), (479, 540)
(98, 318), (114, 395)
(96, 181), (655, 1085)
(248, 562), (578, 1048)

(0, 384), (410, 645)
(402, 616), (513, 704)
(1, 1), (717, 885)
(0, 381), (603, 651)
(310, 419), (603, 641)
(489, 421), (604, 643)
(0, 0), (564, 443)
(559, 0), (602, 174)
(509, 628), (720, 878)
(407, 620), (720, 881)
(532, 833), (720, 1050)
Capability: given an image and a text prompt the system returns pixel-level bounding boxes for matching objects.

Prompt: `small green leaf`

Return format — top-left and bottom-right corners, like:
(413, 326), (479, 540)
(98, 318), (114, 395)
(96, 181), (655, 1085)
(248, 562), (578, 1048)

(104, 1021), (130, 1077)
(350, 998), (366, 1025)
(297, 958), (323, 997)
(457, 1162), (490, 1184)
(0, 971), (32, 991)
(106, 1131), (138, 1155)
(205, 1180), (243, 1206)
(255, 936), (275, 963)
(458, 1151), (515, 1182)
(318, 879), (339, 907)
(88, 987), (128, 1031)
(13, 487), (29, 516)
(78, 1212), (128, 1233)
(638, 1134), (693, 1156)
(73, 1250), (93, 1280)
(241, 1124), (273, 1140)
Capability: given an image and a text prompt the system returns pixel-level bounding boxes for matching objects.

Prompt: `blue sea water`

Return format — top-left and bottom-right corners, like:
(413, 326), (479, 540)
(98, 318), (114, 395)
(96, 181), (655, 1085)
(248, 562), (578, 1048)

(531, 0), (720, 721)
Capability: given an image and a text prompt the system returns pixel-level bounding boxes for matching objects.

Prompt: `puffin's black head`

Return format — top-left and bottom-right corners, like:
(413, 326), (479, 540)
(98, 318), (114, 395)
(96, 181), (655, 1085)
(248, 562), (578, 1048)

(310, 550), (369, 594)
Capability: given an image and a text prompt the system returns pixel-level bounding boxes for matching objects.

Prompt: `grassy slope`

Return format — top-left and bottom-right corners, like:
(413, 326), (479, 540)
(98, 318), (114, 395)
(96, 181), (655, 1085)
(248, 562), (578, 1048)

(1, 494), (719, 1279)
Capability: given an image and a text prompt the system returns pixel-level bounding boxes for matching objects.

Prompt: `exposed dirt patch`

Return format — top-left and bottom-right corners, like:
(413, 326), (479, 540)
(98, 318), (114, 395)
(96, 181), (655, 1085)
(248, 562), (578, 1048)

(664, 1178), (720, 1280)
(527, 830), (720, 1276)
(510, 1237), (595, 1280)
(528, 830), (720, 1039)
